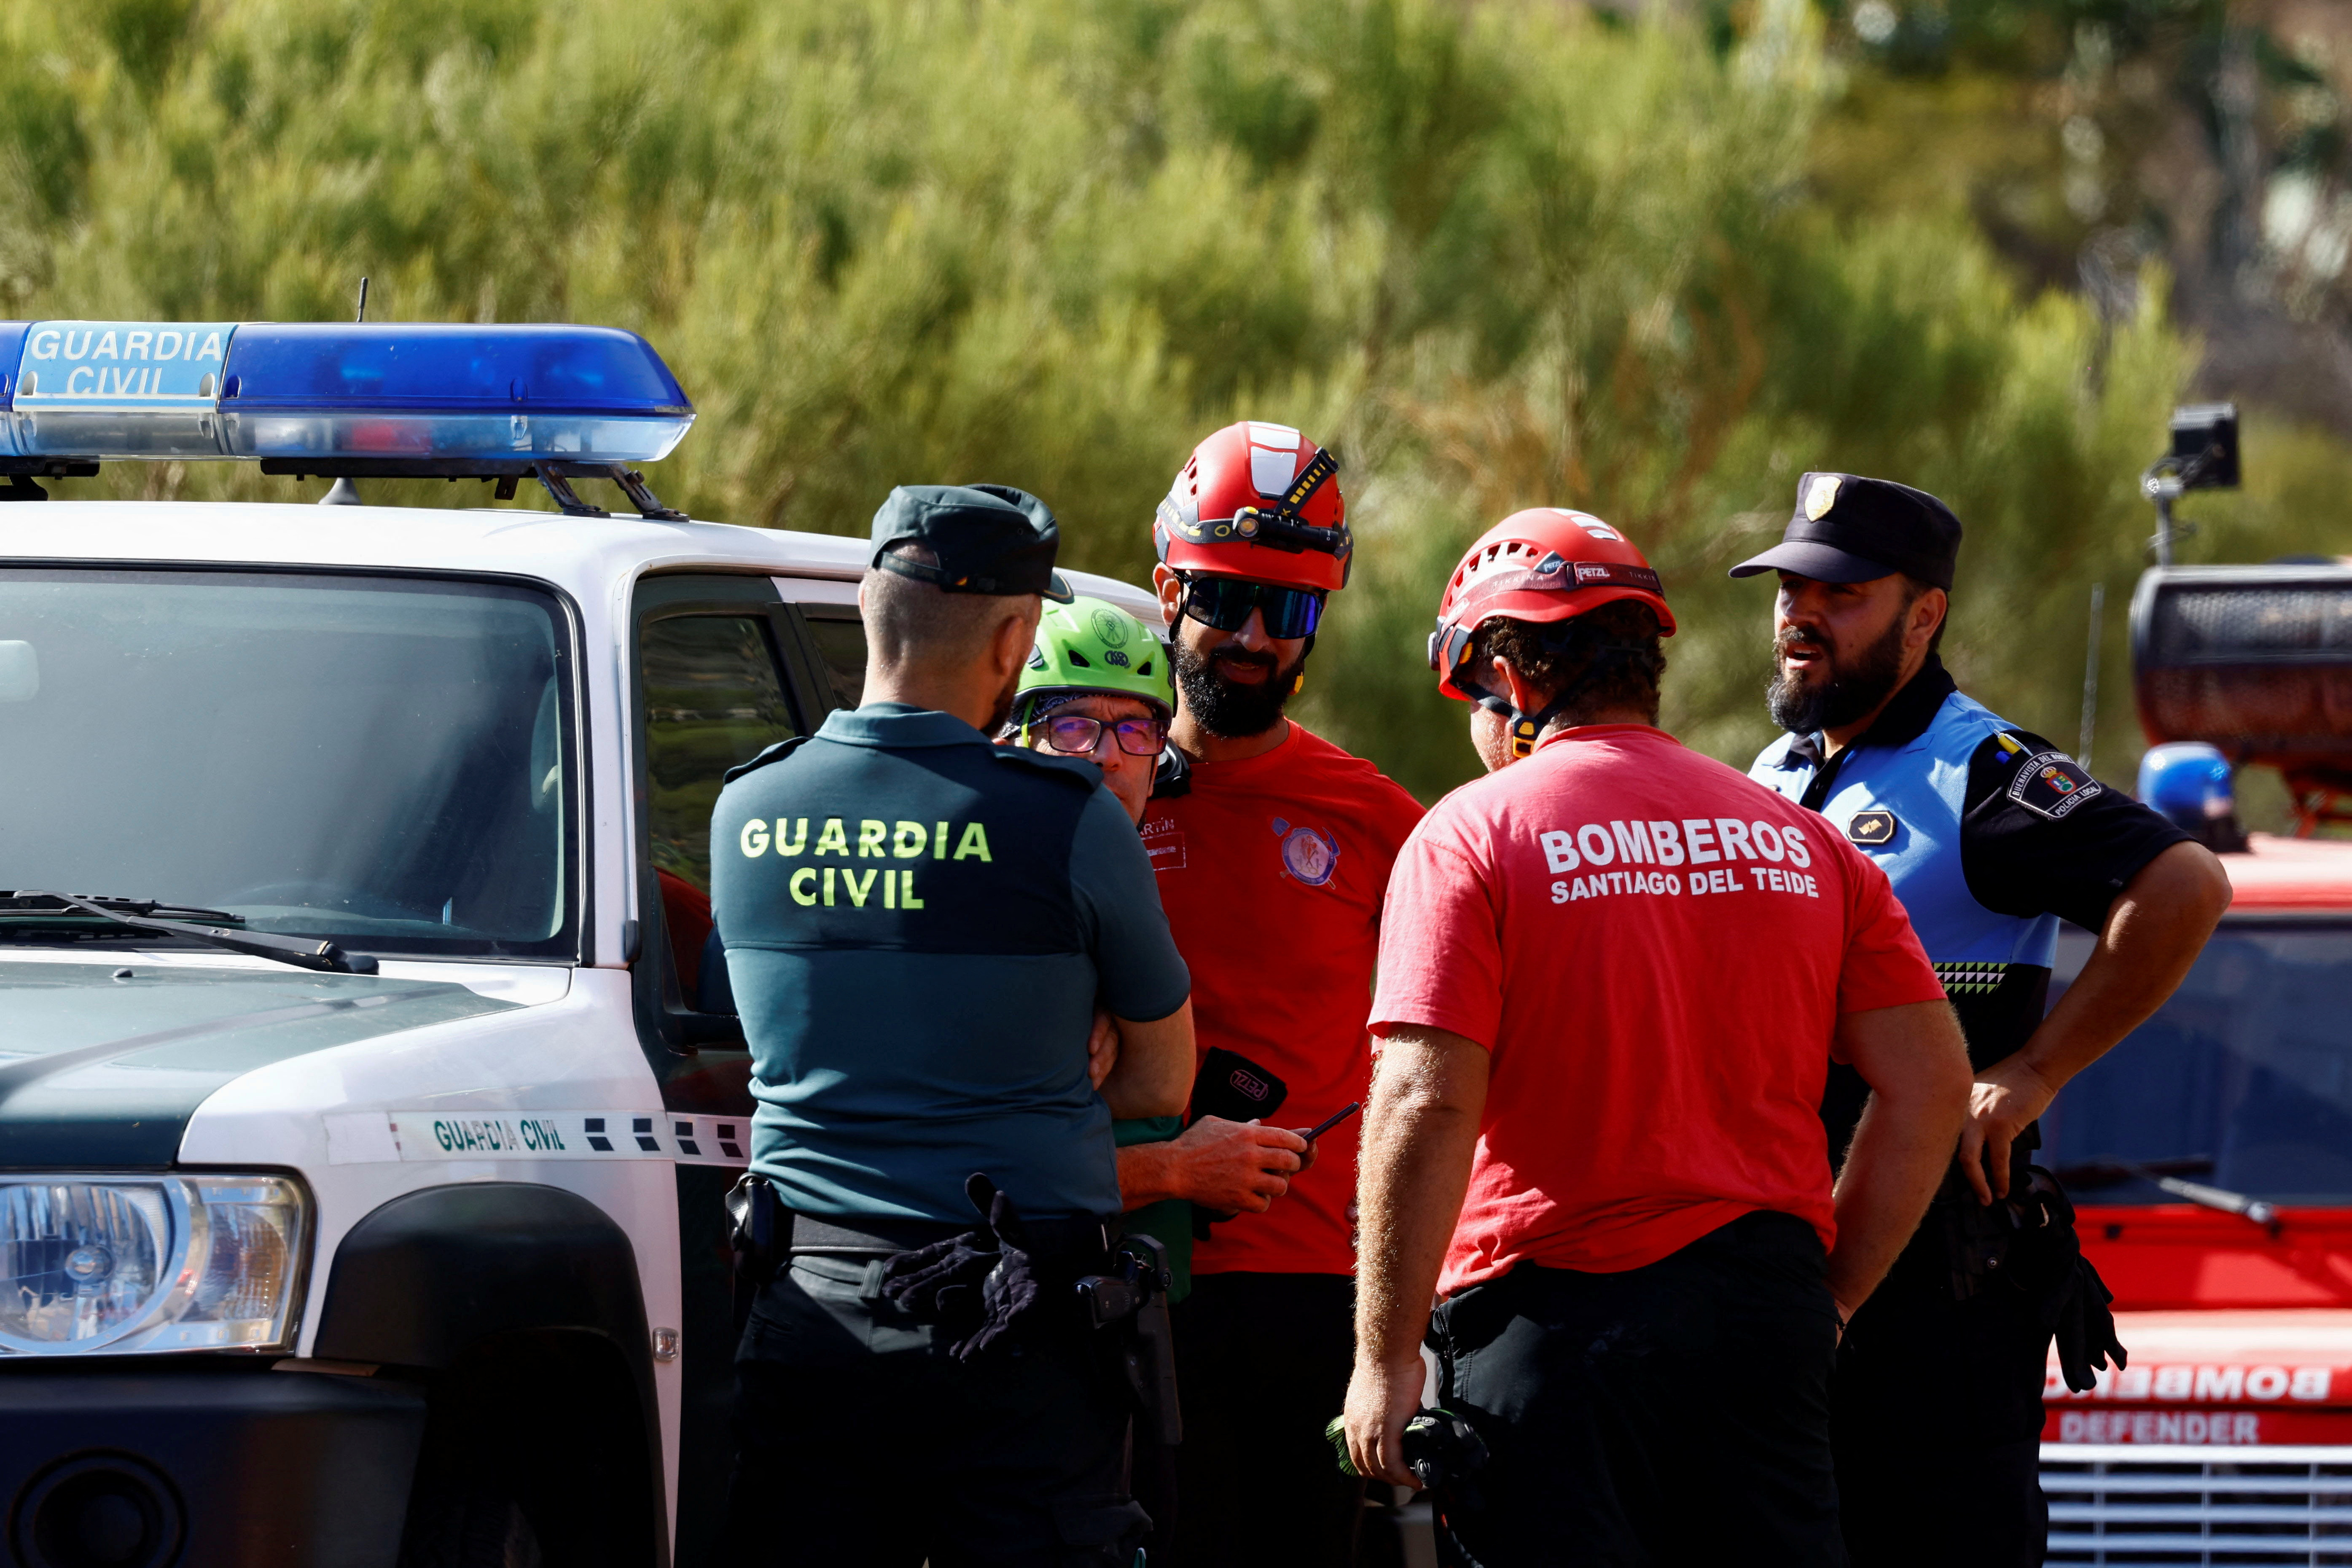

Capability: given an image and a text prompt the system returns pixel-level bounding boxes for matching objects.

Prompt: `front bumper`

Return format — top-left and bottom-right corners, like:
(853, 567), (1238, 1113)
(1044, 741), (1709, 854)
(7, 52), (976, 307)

(0, 1365), (425, 1568)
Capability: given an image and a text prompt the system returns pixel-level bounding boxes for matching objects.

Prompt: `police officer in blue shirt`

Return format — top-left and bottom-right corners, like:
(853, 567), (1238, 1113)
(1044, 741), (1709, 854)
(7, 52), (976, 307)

(1734, 474), (2232, 1568)
(711, 483), (1196, 1566)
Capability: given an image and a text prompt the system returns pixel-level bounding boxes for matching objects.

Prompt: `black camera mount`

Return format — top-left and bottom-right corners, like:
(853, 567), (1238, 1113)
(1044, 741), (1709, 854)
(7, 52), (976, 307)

(2140, 402), (2240, 565)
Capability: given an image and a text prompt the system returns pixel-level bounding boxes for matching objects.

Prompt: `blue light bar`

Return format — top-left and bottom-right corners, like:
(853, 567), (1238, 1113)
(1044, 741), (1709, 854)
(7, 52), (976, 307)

(219, 323), (692, 464)
(2, 321), (693, 467)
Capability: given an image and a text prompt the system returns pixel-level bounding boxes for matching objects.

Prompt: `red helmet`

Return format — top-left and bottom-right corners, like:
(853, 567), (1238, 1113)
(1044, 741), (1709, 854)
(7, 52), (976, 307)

(1154, 421), (1352, 592)
(1429, 508), (1676, 705)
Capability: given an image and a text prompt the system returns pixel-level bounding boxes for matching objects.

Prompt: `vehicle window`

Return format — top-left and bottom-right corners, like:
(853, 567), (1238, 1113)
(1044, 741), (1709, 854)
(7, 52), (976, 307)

(801, 611), (866, 712)
(640, 615), (798, 896)
(0, 569), (575, 958)
(2043, 919), (2352, 1204)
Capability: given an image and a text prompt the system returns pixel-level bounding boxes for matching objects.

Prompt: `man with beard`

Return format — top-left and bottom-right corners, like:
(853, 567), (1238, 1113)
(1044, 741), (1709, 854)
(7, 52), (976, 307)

(1140, 422), (1425, 1567)
(1734, 473), (2233, 1568)
(711, 484), (1196, 1565)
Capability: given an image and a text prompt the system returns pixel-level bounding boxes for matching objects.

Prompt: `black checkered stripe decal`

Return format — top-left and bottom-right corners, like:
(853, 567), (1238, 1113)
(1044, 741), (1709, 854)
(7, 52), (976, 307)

(1932, 961), (2020, 998)
(378, 1110), (753, 1167)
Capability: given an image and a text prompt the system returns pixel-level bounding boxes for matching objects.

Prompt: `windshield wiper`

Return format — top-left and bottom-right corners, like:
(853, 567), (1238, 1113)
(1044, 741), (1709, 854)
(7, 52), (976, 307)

(2, 891), (379, 976)
(2056, 1155), (2279, 1232)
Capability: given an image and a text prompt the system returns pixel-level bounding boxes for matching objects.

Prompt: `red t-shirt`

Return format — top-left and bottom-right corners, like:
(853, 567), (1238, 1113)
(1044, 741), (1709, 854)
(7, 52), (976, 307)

(1142, 722), (1425, 1276)
(1369, 725), (1942, 1295)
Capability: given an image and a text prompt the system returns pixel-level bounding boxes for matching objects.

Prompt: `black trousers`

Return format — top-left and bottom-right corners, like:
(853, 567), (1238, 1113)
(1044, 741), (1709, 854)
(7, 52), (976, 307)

(1428, 1210), (1845, 1567)
(1164, 1272), (1363, 1568)
(717, 1256), (1147, 1567)
(1831, 1216), (2054, 1568)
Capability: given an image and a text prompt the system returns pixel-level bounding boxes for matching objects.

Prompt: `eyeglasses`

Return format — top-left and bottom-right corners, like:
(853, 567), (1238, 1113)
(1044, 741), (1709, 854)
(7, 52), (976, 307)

(1031, 715), (1169, 757)
(1179, 573), (1328, 640)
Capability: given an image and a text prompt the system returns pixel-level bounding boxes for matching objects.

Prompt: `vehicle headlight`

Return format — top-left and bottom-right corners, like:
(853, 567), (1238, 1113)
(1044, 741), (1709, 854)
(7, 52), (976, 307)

(0, 1176), (307, 1356)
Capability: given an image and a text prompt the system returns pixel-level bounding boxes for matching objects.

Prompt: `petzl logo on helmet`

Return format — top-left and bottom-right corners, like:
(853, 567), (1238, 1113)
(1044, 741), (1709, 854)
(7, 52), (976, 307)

(1804, 474), (1841, 520)
(1089, 608), (1130, 648)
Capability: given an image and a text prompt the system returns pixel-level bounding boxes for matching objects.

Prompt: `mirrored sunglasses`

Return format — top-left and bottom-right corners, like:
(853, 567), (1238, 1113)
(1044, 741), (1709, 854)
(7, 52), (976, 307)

(1180, 573), (1327, 640)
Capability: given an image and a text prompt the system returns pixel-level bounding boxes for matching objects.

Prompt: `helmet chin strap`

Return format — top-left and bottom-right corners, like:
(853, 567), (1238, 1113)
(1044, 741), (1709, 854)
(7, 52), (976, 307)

(1473, 691), (1568, 761)
(1465, 640), (1652, 760)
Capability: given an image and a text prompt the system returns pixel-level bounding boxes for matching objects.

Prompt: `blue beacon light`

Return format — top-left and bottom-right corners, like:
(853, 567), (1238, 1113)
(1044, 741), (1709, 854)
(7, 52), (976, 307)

(2138, 742), (2236, 832)
(0, 320), (695, 516)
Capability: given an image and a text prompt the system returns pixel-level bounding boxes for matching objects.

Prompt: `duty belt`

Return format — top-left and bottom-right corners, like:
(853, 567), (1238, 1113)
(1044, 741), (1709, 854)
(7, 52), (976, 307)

(788, 1213), (965, 1258)
(789, 1210), (1113, 1261)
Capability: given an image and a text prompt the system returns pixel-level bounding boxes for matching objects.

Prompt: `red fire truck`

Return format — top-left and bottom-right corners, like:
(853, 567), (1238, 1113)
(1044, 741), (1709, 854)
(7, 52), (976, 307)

(2038, 558), (2352, 1562)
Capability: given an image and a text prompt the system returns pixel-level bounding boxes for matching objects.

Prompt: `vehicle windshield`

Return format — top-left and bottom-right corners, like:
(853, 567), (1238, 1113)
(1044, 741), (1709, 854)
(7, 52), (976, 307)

(2042, 917), (2352, 1205)
(0, 568), (575, 960)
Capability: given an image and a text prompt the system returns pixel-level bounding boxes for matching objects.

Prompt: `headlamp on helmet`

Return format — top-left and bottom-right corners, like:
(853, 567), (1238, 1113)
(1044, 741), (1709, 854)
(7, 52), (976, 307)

(1153, 421), (1352, 593)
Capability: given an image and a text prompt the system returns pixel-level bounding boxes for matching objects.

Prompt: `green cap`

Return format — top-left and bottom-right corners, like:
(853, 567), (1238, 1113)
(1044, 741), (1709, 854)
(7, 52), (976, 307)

(1015, 597), (1175, 723)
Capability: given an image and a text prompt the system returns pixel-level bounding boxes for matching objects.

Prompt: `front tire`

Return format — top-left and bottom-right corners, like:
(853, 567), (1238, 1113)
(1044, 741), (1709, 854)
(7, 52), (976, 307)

(392, 1332), (651, 1568)
(401, 1477), (545, 1568)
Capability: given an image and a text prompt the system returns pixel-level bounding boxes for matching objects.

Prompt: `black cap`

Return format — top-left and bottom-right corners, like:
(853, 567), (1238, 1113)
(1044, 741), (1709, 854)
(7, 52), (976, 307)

(869, 483), (1075, 603)
(1728, 473), (1962, 591)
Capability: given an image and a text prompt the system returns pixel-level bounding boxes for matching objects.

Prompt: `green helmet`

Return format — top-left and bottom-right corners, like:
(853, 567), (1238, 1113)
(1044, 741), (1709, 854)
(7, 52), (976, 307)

(1015, 596), (1175, 726)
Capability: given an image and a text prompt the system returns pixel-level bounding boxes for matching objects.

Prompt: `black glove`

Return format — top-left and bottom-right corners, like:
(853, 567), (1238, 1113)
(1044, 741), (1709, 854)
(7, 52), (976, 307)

(955, 1184), (1045, 1361)
(879, 1175), (1055, 1360)
(879, 1173), (1005, 1323)
(2051, 1252), (2128, 1393)
(2012, 1165), (2126, 1392)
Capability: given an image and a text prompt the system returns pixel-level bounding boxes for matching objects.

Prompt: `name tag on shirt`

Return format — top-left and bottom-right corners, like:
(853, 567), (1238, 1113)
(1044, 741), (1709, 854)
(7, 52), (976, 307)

(1143, 820), (1187, 872)
(1847, 810), (1898, 846)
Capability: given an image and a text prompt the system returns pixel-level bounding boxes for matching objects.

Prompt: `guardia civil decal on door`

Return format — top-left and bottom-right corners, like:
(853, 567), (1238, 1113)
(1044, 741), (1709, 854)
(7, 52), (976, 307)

(0, 318), (1163, 1568)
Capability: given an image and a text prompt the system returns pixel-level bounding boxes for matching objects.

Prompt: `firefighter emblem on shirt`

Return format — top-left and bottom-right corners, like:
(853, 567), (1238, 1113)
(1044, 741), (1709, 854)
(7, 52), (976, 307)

(2008, 750), (2104, 821)
(1271, 818), (1341, 887)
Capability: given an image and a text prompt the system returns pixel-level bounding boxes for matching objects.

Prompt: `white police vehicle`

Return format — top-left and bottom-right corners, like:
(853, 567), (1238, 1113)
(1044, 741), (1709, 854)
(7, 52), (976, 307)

(0, 320), (1163, 1568)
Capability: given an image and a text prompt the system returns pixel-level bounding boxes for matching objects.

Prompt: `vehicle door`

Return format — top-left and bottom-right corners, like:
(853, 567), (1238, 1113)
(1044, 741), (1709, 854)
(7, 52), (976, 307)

(629, 573), (840, 1567)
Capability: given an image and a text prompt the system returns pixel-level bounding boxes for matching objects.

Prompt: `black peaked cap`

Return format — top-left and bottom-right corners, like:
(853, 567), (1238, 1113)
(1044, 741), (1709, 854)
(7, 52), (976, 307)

(1728, 473), (1962, 591)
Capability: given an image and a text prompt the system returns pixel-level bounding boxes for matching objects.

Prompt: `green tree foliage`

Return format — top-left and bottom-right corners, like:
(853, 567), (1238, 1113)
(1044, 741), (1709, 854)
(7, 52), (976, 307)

(4, 0), (2344, 805)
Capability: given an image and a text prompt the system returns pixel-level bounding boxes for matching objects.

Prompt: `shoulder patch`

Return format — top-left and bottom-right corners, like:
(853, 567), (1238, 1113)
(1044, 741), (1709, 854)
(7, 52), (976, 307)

(1847, 810), (1898, 846)
(722, 733), (813, 785)
(2007, 749), (2103, 820)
